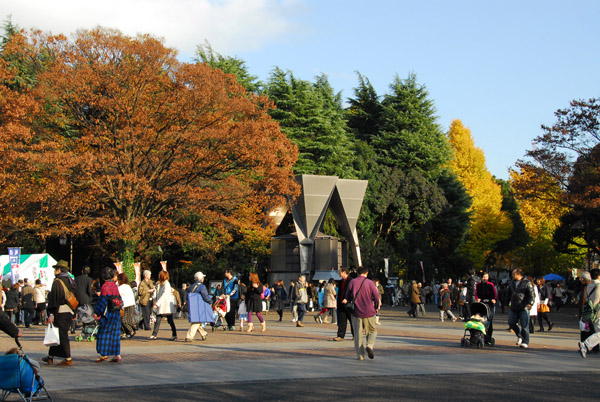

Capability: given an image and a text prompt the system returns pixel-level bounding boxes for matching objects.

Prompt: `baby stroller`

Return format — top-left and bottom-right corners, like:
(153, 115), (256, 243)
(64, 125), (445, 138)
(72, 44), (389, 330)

(0, 340), (52, 401)
(211, 297), (228, 332)
(74, 305), (99, 342)
(460, 302), (495, 348)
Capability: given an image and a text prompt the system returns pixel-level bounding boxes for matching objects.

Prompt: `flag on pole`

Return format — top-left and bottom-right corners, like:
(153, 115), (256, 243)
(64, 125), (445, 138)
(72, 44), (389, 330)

(8, 247), (21, 285)
(160, 261), (167, 272)
(134, 262), (141, 284)
(419, 261), (425, 283)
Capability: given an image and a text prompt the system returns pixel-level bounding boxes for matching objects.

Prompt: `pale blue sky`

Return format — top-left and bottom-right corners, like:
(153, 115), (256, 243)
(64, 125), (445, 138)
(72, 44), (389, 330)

(3, 0), (599, 179)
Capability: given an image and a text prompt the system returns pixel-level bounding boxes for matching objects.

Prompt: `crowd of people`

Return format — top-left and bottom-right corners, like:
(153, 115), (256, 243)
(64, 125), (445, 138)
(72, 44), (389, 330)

(1, 260), (598, 368)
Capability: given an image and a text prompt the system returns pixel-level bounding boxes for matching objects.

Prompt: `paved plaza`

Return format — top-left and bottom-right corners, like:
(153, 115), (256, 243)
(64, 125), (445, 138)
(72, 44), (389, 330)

(2, 306), (599, 401)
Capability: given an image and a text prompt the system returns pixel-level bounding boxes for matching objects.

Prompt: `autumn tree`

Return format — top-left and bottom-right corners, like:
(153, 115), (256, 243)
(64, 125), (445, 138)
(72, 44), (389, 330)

(447, 119), (512, 268)
(0, 28), (298, 279)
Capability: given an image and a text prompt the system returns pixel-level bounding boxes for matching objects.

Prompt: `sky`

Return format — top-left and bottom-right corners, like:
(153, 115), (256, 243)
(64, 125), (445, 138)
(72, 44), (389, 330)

(2, 0), (599, 179)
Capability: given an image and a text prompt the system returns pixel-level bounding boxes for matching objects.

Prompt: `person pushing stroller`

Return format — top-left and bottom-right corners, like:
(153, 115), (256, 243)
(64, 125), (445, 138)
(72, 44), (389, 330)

(475, 272), (497, 346)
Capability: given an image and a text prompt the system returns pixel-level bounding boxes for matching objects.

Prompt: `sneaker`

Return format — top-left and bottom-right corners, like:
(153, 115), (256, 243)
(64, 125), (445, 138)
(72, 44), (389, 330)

(228, 326), (235, 331)
(291, 318), (297, 323)
(516, 338), (522, 346)
(520, 343), (528, 349)
(332, 337), (344, 342)
(366, 347), (374, 359)
(184, 338), (193, 342)
(579, 342), (587, 358)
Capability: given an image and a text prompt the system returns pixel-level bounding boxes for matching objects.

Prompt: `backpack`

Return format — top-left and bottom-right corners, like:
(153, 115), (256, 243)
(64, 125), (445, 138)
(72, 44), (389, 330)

(581, 286), (600, 323)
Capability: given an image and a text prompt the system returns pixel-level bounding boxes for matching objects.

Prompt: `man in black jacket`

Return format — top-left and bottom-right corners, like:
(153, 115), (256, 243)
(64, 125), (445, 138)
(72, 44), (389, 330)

(0, 311), (22, 340)
(508, 268), (535, 349)
(74, 266), (93, 307)
(333, 268), (354, 341)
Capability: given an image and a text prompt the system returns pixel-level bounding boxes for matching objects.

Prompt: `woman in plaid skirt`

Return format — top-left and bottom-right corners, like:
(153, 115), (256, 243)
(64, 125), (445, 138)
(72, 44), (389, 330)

(117, 273), (137, 339)
(94, 266), (123, 363)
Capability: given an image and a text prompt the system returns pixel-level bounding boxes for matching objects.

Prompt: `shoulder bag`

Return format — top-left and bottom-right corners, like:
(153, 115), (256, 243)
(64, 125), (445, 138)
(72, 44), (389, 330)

(58, 278), (79, 311)
(345, 277), (367, 315)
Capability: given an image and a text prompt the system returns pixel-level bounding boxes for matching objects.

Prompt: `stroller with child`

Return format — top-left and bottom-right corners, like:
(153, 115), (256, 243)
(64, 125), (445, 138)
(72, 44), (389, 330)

(73, 304), (99, 342)
(460, 302), (495, 348)
(0, 340), (52, 401)
(211, 296), (228, 331)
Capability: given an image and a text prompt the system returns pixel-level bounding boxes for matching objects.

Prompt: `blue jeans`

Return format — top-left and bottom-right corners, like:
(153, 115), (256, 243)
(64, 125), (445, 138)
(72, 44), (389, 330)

(508, 309), (530, 344)
(297, 303), (306, 322)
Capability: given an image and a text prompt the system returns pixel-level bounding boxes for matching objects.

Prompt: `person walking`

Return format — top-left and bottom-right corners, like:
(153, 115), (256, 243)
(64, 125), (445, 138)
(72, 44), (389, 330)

(43, 260), (76, 366)
(294, 275), (308, 327)
(475, 272), (497, 345)
(273, 280), (287, 322)
(536, 277), (553, 332)
(138, 270), (155, 331)
(223, 269), (239, 331)
(117, 273), (136, 339)
(314, 278), (337, 324)
(245, 273), (266, 332)
(185, 272), (213, 342)
(439, 283), (457, 322)
(149, 271), (177, 341)
(21, 279), (36, 328)
(508, 268), (535, 349)
(408, 281), (420, 318)
(579, 269), (600, 358)
(33, 279), (47, 325)
(333, 268), (353, 341)
(94, 267), (123, 363)
(343, 266), (381, 360)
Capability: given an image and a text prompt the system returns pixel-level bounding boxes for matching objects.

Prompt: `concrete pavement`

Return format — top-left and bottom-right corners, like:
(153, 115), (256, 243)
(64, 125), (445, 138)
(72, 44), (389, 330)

(3, 306), (598, 399)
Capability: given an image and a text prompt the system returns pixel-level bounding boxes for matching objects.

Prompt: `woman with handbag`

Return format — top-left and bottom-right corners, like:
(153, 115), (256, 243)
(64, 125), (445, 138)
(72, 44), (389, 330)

(149, 271), (178, 341)
(536, 278), (553, 331)
(94, 266), (123, 363)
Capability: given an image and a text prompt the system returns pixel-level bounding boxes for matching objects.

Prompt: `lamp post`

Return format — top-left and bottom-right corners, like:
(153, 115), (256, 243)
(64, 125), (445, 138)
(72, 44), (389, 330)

(59, 235), (73, 271)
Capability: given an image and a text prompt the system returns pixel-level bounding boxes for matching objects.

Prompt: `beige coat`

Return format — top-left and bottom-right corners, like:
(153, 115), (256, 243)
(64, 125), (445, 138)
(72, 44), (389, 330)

(323, 283), (337, 309)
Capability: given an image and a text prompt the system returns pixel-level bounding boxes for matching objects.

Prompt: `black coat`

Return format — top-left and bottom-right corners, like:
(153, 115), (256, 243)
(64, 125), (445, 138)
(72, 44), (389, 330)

(74, 274), (93, 306)
(245, 284), (264, 313)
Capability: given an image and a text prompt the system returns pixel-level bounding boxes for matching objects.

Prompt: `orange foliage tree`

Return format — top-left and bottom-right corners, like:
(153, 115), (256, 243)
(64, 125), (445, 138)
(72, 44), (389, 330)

(0, 28), (298, 278)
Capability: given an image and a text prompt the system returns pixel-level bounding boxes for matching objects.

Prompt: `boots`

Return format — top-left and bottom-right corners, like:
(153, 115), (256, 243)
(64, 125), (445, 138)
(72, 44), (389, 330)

(261, 321), (266, 332)
(296, 321), (304, 327)
(247, 323), (254, 332)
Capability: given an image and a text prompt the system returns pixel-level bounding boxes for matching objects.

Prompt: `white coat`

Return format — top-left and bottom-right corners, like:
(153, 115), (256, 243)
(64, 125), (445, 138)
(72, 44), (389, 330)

(155, 280), (176, 315)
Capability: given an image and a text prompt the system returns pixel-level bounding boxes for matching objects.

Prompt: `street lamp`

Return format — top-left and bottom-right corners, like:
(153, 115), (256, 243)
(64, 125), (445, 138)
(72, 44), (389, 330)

(59, 235), (73, 271)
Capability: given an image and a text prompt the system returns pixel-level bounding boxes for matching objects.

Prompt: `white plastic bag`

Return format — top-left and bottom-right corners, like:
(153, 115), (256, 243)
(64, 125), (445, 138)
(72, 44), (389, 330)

(43, 323), (60, 347)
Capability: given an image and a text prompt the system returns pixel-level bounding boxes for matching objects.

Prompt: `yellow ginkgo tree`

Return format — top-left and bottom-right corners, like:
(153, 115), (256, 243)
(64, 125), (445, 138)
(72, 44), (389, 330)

(447, 119), (512, 268)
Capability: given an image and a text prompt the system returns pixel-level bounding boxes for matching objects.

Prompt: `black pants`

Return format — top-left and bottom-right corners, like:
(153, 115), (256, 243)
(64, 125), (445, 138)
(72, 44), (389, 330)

(484, 303), (495, 343)
(538, 312), (552, 330)
(152, 314), (177, 338)
(408, 302), (417, 317)
(225, 299), (238, 329)
(140, 303), (152, 330)
(49, 312), (72, 359)
(336, 307), (354, 339)
(23, 308), (35, 327)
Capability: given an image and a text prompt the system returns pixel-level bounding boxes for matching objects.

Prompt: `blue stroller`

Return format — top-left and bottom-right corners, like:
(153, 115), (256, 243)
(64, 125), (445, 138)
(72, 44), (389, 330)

(0, 340), (52, 401)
